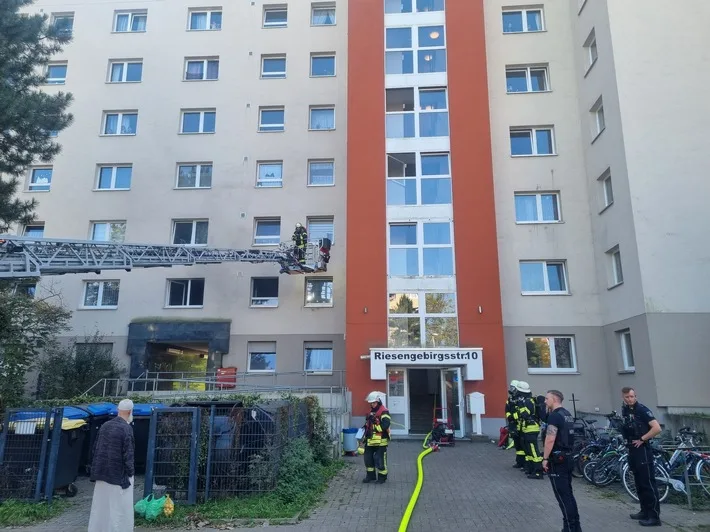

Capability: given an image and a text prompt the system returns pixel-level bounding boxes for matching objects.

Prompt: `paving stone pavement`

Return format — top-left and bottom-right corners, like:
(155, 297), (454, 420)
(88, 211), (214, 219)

(9, 441), (710, 532)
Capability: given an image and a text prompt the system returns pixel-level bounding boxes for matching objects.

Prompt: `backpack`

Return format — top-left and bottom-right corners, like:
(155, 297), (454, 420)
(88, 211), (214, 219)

(534, 395), (547, 422)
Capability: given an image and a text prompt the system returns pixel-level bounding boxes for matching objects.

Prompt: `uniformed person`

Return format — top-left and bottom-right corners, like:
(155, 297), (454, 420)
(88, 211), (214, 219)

(542, 390), (581, 532)
(361, 391), (391, 484)
(516, 381), (543, 479)
(292, 223), (308, 264)
(621, 386), (662, 527)
(505, 380), (526, 468)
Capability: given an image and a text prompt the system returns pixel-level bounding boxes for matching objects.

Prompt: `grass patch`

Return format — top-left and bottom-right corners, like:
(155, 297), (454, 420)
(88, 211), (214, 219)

(0, 499), (70, 526)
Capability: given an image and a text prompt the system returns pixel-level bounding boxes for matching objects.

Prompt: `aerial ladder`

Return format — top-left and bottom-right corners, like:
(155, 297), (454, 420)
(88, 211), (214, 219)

(0, 235), (332, 279)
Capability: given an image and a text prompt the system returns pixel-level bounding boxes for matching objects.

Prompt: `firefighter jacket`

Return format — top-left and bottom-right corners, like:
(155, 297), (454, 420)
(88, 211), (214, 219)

(365, 403), (391, 447)
(292, 228), (308, 247)
(518, 394), (541, 433)
(505, 395), (519, 432)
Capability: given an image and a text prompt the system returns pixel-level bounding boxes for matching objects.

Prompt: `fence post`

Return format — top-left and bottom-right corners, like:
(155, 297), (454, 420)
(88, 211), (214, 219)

(683, 462), (693, 510)
(44, 408), (63, 504)
(187, 408), (201, 505)
(144, 409), (159, 498)
(33, 409), (53, 502)
(204, 405), (215, 501)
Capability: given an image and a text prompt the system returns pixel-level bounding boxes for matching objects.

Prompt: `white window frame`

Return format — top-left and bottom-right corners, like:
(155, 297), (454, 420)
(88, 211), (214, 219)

(526, 336), (578, 374)
(187, 9), (222, 31)
(23, 223), (45, 237)
(599, 168), (614, 210)
(311, 3), (336, 26)
(45, 62), (67, 85)
(261, 55), (286, 79)
(386, 152), (452, 206)
(509, 127), (555, 156)
(309, 106), (336, 131)
(102, 111), (138, 136)
(90, 221), (126, 243)
(259, 107), (285, 132)
(263, 6), (287, 28)
(254, 218), (281, 246)
(307, 159), (335, 187)
(184, 58), (220, 81)
(618, 330), (635, 371)
(310, 53), (336, 77)
(247, 342), (277, 372)
(591, 97), (605, 138)
(256, 161), (283, 188)
(250, 277), (279, 307)
(505, 65), (549, 93)
(584, 29), (598, 72)
(28, 167), (53, 192)
(81, 280), (120, 310)
(514, 192), (561, 224)
(108, 60), (143, 83)
(502, 7), (545, 33)
(305, 277), (334, 307)
(608, 246), (624, 287)
(96, 165), (132, 191)
(385, 87), (449, 139)
(51, 13), (74, 36)
(172, 219), (209, 246)
(176, 163), (212, 189)
(519, 260), (568, 295)
(113, 11), (147, 33)
(307, 217), (335, 244)
(387, 292), (459, 348)
(304, 342), (333, 374)
(165, 278), (205, 308)
(180, 109), (216, 134)
(387, 221), (454, 277)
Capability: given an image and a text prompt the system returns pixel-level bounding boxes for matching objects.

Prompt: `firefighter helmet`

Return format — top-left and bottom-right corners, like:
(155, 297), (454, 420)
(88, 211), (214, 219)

(515, 381), (531, 394)
(365, 391), (384, 403)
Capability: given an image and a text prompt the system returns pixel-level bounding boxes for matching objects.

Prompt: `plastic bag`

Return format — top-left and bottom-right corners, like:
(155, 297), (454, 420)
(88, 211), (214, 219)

(145, 495), (167, 520)
(163, 494), (174, 517)
(134, 494), (154, 517)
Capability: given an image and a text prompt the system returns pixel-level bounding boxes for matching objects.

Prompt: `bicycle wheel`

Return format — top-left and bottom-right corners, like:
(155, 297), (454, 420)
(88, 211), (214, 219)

(624, 461), (671, 503)
(583, 459), (598, 484)
(573, 445), (602, 479)
(695, 457), (710, 497)
(622, 463), (638, 502)
(592, 453), (619, 486)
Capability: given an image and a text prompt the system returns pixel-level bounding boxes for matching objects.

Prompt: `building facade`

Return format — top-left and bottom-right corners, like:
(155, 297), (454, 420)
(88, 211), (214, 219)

(14, 0), (710, 434)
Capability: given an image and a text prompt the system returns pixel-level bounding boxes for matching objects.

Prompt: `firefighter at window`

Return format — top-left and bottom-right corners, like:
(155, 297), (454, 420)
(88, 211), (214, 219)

(516, 381), (544, 479)
(505, 380), (526, 468)
(292, 222), (308, 264)
(361, 391), (391, 484)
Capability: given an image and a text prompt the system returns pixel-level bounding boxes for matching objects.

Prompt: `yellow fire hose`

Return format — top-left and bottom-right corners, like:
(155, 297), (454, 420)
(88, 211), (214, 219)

(398, 436), (439, 532)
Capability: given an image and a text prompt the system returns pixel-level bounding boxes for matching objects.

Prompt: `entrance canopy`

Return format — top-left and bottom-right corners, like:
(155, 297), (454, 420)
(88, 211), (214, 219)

(370, 347), (483, 381)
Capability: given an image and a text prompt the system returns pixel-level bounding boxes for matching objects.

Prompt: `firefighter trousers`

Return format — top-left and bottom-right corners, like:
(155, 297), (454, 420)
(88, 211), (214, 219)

(513, 432), (526, 467)
(363, 444), (388, 481)
(523, 431), (543, 476)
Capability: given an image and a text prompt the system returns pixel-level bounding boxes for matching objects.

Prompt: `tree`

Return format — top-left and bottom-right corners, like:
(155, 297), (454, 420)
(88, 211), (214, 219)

(0, 0), (74, 232)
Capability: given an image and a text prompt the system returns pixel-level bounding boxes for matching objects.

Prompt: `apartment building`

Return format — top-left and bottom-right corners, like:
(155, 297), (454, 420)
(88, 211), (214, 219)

(19, 0), (347, 384)
(15, 0), (710, 434)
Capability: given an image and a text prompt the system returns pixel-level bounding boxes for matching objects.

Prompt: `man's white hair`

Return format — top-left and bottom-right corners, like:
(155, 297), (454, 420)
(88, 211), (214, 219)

(118, 399), (134, 412)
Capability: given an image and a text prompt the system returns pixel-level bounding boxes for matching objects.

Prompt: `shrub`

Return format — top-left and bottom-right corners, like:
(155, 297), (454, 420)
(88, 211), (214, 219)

(275, 437), (324, 504)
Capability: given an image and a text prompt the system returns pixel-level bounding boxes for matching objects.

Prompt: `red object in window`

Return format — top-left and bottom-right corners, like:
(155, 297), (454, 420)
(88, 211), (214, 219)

(216, 367), (237, 389)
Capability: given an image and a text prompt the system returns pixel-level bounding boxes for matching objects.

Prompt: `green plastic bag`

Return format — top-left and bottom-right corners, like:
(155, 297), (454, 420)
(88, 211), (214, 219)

(145, 495), (167, 521)
(134, 493), (154, 517)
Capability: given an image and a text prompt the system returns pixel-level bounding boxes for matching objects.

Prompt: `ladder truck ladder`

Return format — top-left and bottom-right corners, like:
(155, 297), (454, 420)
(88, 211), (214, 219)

(0, 235), (331, 279)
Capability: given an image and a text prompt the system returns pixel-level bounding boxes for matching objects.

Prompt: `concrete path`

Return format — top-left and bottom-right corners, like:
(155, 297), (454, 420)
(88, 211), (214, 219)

(9, 441), (710, 532)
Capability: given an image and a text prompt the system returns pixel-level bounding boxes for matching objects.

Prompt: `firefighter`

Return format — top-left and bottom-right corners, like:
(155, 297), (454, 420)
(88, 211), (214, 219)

(517, 381), (544, 479)
(505, 380), (526, 468)
(361, 391), (391, 484)
(292, 223), (308, 264)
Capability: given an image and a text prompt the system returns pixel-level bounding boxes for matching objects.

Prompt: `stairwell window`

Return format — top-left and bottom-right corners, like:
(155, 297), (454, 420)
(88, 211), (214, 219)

(304, 342), (333, 373)
(28, 167), (53, 192)
(526, 336), (577, 373)
(385, 27), (413, 75)
(417, 26), (446, 74)
(172, 220), (208, 245)
(417, 0), (444, 12)
(166, 279), (205, 308)
(388, 292), (458, 348)
(385, 0), (412, 13)
(305, 277), (333, 307)
(103, 112), (138, 135)
(91, 221), (126, 243)
(519, 260), (568, 294)
(309, 107), (335, 130)
(254, 219), (281, 246)
(510, 127), (555, 156)
(248, 342), (277, 372)
(114, 11), (147, 32)
(82, 281), (120, 309)
(251, 277), (279, 307)
(96, 165), (132, 190)
(618, 330), (635, 371)
(176, 163), (212, 189)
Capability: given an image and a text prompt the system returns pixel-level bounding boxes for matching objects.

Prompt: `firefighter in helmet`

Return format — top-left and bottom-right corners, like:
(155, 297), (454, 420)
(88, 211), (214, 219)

(361, 391), (391, 484)
(292, 223), (308, 264)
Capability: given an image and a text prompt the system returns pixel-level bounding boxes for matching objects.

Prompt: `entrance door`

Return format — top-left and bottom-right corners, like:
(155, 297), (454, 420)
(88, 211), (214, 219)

(440, 368), (465, 438)
(387, 369), (408, 436)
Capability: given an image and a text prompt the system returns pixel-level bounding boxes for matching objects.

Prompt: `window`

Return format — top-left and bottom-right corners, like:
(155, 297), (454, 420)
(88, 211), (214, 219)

(259, 107), (285, 132)
(172, 220), (208, 245)
(591, 97), (605, 137)
(502, 7), (544, 33)
(417, 26), (446, 74)
(82, 281), (120, 309)
(261, 55), (286, 78)
(308, 160), (334, 186)
(304, 342), (333, 373)
(91, 221), (126, 242)
(108, 60), (143, 83)
(256, 162), (283, 188)
(519, 261), (568, 294)
(46, 63), (67, 84)
(188, 9), (222, 30)
(388, 222), (453, 277)
(176, 163), (212, 189)
(184, 58), (219, 81)
(51, 13), (74, 35)
(526, 336), (577, 373)
(419, 88), (447, 137)
(311, 54), (336, 77)
(23, 224), (45, 238)
(506, 65), (548, 93)
(385, 27), (413, 75)
(103, 112), (137, 135)
(248, 342), (276, 372)
(311, 4), (336, 25)
(114, 11), (147, 32)
(510, 127), (554, 156)
(386, 88), (414, 138)
(47, 130), (58, 138)
(166, 279), (205, 307)
(585, 30), (598, 70)
(618, 330), (635, 370)
(388, 292), (458, 348)
(96, 165), (132, 190)
(422, 222), (453, 276)
(387, 152), (451, 206)
(599, 169), (614, 209)
(14, 282), (37, 298)
(305, 277), (333, 306)
(385, 87), (449, 139)
(309, 107), (335, 130)
(420, 153), (451, 205)
(417, 0), (444, 12)
(608, 246), (623, 286)
(263, 6), (287, 28)
(385, 0), (413, 13)
(514, 193), (561, 223)
(181, 109), (216, 133)
(251, 277), (278, 306)
(389, 224), (418, 276)
(29, 167), (52, 191)
(254, 219), (281, 245)
(307, 217), (334, 243)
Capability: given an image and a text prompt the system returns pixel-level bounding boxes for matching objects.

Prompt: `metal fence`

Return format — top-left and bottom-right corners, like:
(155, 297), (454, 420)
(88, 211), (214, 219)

(0, 408), (64, 502)
(144, 401), (311, 504)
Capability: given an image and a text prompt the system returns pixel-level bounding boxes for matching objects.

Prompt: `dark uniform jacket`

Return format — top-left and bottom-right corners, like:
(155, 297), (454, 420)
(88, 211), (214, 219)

(621, 402), (655, 445)
(90, 416), (135, 489)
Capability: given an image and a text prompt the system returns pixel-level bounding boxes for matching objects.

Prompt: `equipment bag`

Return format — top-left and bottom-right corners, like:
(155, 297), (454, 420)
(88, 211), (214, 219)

(534, 395), (547, 421)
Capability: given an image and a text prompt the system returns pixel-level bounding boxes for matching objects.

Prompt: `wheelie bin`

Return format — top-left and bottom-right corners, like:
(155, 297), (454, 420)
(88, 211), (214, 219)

(48, 407), (90, 497)
(74, 402), (118, 475)
(132, 403), (165, 473)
